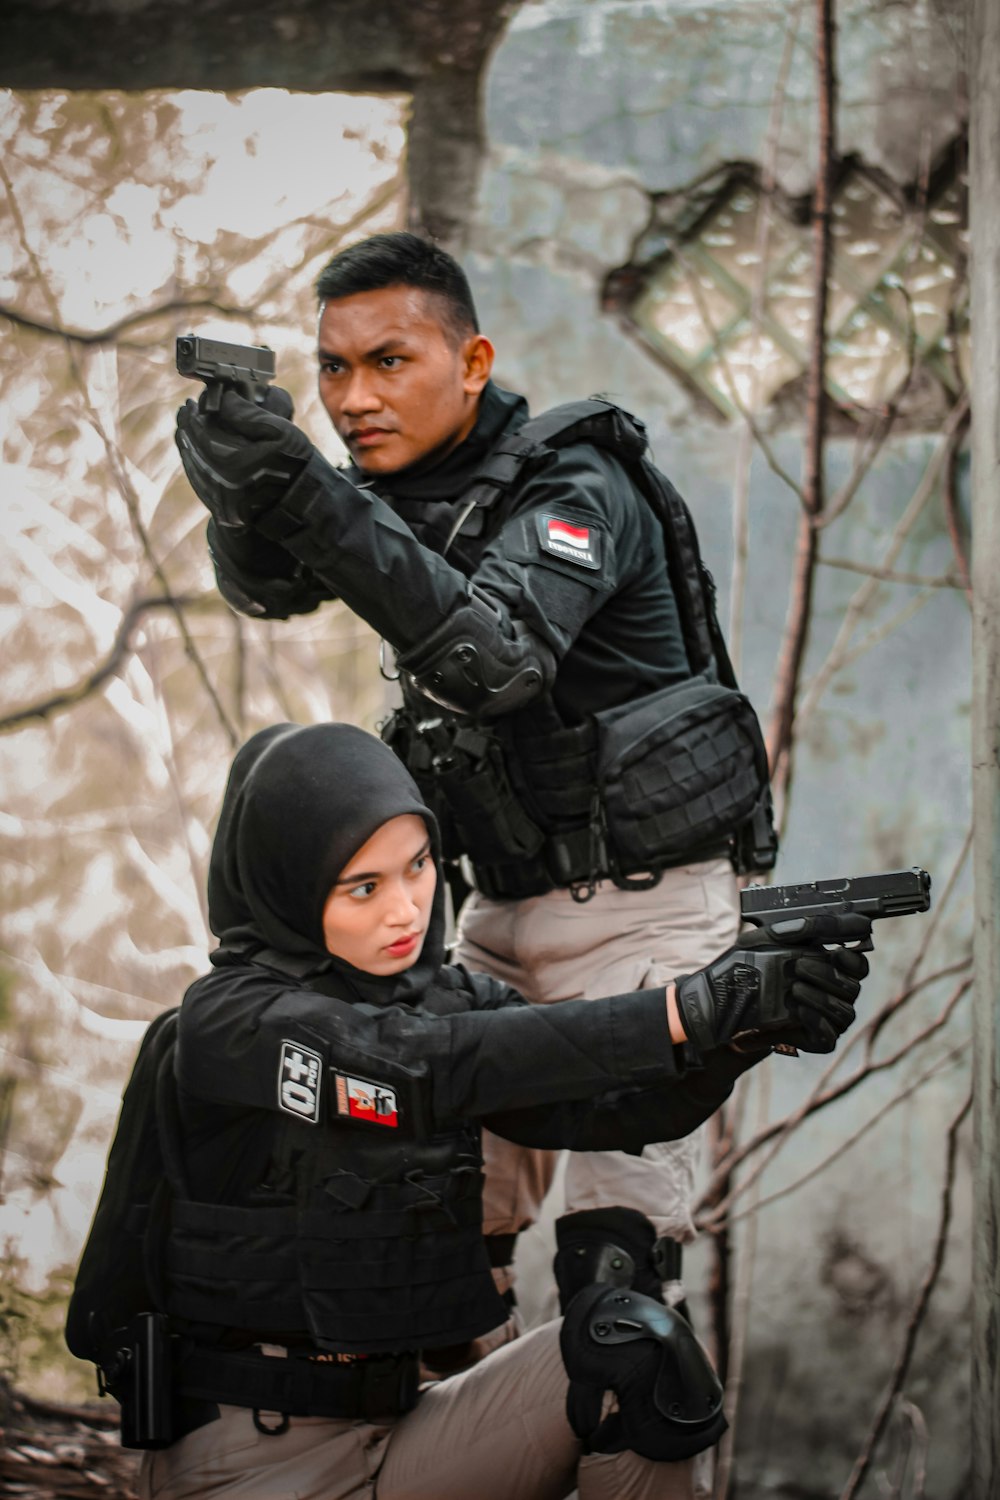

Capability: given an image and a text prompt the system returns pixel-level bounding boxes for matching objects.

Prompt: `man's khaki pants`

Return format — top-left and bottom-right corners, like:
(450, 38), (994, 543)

(139, 1322), (675, 1499)
(452, 858), (740, 1500)
(453, 858), (740, 1244)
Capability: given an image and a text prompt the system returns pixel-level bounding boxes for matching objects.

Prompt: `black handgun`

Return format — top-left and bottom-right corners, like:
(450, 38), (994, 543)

(740, 867), (931, 949)
(176, 333), (275, 413)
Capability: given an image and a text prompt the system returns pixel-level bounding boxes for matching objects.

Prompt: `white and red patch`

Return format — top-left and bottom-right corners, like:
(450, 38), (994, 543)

(334, 1072), (399, 1128)
(536, 513), (601, 570)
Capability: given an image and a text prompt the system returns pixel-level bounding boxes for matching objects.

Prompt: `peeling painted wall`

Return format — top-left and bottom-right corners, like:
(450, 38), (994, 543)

(468, 3), (971, 1494)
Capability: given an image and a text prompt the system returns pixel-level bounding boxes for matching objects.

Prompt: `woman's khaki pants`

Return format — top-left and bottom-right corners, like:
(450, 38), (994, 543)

(139, 1321), (683, 1500)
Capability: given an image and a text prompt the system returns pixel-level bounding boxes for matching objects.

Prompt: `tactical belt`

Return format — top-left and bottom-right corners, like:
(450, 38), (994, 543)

(469, 828), (730, 903)
(176, 1345), (420, 1425)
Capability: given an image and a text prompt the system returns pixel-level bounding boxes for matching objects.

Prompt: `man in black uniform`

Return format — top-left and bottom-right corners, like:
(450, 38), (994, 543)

(175, 232), (767, 1490)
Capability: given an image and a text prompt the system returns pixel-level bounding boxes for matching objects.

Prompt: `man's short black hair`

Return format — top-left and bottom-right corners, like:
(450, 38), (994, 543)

(315, 232), (480, 344)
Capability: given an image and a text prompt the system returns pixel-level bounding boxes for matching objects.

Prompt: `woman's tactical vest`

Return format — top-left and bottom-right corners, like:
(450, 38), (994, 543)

(163, 1095), (504, 1354)
(381, 399), (777, 901)
(67, 978), (509, 1364)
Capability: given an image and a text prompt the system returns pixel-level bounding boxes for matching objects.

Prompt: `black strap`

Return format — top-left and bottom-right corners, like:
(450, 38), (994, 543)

(484, 1233), (518, 1268)
(652, 1238), (683, 1283)
(470, 830), (731, 902)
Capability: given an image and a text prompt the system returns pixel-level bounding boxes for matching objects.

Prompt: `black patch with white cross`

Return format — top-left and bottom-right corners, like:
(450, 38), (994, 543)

(536, 513), (602, 571)
(278, 1040), (322, 1123)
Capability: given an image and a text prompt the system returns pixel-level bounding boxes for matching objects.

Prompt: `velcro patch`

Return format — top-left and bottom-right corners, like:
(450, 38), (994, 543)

(536, 514), (602, 571)
(278, 1041), (322, 1123)
(333, 1072), (399, 1128)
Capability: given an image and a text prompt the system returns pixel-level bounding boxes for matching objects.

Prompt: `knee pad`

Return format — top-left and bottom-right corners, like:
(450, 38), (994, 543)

(560, 1285), (727, 1462)
(554, 1208), (666, 1311)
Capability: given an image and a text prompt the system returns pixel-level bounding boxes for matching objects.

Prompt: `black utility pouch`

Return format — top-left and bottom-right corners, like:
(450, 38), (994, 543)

(595, 674), (769, 873)
(431, 729), (545, 864)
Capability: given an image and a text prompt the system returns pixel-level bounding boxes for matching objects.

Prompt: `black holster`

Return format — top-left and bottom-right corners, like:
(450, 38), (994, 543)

(100, 1312), (175, 1450)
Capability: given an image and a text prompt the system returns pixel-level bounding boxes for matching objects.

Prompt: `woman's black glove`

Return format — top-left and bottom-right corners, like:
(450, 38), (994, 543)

(675, 912), (871, 1056)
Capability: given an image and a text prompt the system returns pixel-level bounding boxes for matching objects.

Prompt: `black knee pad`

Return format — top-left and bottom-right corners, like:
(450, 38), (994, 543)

(553, 1208), (666, 1311)
(560, 1285), (727, 1462)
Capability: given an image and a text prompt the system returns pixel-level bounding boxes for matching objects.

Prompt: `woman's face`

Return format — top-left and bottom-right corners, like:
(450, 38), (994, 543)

(321, 814), (436, 976)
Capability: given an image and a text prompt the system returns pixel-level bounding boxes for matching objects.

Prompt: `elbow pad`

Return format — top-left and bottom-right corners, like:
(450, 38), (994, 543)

(397, 589), (556, 717)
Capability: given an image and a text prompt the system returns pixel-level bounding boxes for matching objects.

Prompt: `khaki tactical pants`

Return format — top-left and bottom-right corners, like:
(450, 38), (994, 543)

(453, 858), (740, 1243)
(139, 1322), (674, 1500)
(453, 859), (740, 1500)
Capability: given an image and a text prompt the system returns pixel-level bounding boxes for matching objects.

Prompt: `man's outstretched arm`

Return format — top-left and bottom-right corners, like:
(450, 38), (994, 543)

(177, 389), (556, 716)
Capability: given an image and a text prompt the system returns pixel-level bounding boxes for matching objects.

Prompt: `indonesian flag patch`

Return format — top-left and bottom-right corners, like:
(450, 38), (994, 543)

(333, 1072), (400, 1128)
(537, 513), (601, 570)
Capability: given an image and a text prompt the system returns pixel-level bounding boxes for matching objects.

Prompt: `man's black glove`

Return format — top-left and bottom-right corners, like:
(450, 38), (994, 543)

(675, 912), (871, 1056)
(206, 518), (330, 620)
(176, 386), (313, 528)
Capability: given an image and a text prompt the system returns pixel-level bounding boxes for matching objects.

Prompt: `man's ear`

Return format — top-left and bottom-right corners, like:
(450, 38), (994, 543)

(462, 334), (495, 396)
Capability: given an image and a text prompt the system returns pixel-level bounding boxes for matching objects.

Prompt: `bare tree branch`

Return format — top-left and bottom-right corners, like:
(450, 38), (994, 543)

(724, 1040), (969, 1227)
(727, 0), (807, 677)
(887, 1399), (929, 1500)
(817, 256), (923, 533)
(867, 824), (973, 1056)
(712, 1066), (772, 1500)
(674, 242), (805, 505)
(792, 392), (970, 743)
(0, 297), (254, 348)
(0, 594), (207, 732)
(819, 557), (968, 590)
(765, 0), (838, 819)
(839, 1089), (972, 1500)
(942, 405), (973, 603)
(696, 967), (971, 1223)
(1, 157), (241, 748)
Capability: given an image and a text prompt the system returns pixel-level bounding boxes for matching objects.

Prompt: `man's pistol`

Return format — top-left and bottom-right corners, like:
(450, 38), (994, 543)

(176, 334), (275, 413)
(740, 867), (932, 950)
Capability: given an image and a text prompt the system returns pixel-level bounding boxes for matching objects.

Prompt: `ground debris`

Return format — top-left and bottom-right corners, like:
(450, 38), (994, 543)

(2, 1384), (140, 1499)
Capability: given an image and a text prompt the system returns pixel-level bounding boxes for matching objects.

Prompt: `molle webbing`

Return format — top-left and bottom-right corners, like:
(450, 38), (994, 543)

(165, 1166), (506, 1352)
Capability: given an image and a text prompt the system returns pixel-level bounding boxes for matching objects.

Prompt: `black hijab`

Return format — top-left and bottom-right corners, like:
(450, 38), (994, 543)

(207, 722), (445, 1005)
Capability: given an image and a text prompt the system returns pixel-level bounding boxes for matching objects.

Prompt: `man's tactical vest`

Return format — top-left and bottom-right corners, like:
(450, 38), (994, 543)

(66, 980), (508, 1422)
(382, 398), (778, 902)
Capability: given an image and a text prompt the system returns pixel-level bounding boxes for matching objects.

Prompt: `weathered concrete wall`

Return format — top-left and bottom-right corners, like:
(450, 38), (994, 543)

(468, 2), (972, 1495)
(0, 0), (517, 242)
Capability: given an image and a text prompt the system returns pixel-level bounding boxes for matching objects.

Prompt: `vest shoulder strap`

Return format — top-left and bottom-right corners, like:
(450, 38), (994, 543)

(471, 398), (732, 686)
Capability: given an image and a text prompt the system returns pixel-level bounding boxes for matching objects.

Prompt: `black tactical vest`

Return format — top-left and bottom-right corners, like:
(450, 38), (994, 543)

(70, 990), (509, 1358)
(163, 1100), (506, 1353)
(381, 400), (777, 899)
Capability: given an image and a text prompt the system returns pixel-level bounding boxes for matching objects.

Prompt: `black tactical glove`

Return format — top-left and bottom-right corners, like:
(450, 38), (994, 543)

(675, 912), (871, 1056)
(176, 385), (313, 528)
(206, 518), (331, 620)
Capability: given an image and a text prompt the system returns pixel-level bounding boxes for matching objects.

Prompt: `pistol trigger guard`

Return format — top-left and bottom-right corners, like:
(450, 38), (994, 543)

(203, 381), (223, 414)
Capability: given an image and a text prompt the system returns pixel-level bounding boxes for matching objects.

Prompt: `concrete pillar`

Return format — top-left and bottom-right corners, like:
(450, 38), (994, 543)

(969, 0), (1000, 1493)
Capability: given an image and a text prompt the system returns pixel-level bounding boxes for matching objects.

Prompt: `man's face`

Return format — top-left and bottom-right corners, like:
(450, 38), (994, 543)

(317, 285), (494, 475)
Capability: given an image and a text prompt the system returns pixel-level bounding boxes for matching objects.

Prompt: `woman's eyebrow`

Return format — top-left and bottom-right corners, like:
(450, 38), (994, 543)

(334, 839), (431, 886)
